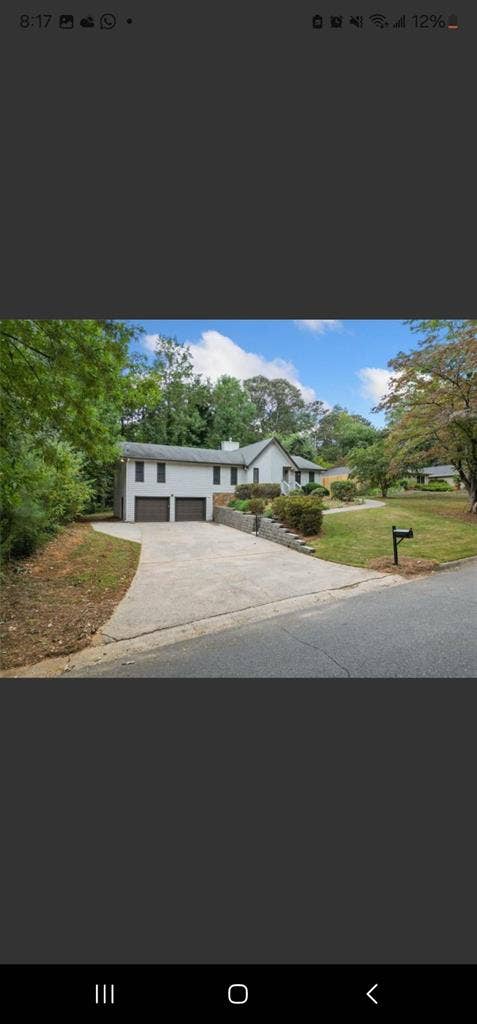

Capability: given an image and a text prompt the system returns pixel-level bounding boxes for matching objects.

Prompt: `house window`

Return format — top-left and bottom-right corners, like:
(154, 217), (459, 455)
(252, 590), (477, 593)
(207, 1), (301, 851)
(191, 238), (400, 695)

(309, 471), (315, 483)
(213, 466), (221, 485)
(230, 466), (238, 485)
(135, 461), (144, 482)
(157, 462), (166, 483)
(253, 468), (259, 484)
(295, 471), (301, 484)
(416, 474), (425, 484)
(282, 467), (289, 481)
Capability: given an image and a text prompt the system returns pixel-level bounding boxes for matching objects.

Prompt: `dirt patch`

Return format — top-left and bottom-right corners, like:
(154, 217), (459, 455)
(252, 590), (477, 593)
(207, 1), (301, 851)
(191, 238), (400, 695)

(368, 555), (439, 576)
(1, 524), (140, 671)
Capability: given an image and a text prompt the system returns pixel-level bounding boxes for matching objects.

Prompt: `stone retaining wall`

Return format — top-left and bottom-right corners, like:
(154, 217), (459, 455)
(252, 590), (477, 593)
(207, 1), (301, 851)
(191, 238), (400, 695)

(213, 505), (315, 555)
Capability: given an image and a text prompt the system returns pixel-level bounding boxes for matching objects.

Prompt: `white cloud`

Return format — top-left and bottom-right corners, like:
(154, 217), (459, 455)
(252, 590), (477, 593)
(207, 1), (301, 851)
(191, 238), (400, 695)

(357, 367), (393, 403)
(294, 320), (343, 334)
(144, 330), (316, 401)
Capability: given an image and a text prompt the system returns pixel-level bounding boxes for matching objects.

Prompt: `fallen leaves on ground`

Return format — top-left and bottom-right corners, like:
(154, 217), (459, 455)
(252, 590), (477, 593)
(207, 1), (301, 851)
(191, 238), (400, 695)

(1, 524), (139, 671)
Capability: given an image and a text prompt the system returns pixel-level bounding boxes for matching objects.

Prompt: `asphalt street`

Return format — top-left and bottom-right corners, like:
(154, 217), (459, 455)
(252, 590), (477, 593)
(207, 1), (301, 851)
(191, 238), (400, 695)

(67, 561), (477, 678)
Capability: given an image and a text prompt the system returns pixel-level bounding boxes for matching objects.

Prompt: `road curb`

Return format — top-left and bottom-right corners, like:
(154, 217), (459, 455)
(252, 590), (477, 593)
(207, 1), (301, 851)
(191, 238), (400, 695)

(436, 555), (477, 572)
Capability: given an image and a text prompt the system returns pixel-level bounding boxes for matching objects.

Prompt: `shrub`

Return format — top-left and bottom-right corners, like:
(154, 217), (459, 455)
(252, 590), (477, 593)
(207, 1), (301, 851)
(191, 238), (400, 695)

(330, 479), (357, 502)
(1, 435), (92, 562)
(271, 494), (323, 536)
(414, 481), (453, 492)
(302, 482), (329, 496)
(270, 495), (289, 520)
(235, 499), (251, 511)
(235, 482), (281, 500)
(298, 504), (323, 535)
(248, 497), (266, 515)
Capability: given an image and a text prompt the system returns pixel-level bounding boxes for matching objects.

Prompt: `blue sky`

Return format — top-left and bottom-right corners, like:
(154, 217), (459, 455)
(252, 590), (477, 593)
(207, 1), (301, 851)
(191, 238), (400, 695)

(129, 319), (414, 424)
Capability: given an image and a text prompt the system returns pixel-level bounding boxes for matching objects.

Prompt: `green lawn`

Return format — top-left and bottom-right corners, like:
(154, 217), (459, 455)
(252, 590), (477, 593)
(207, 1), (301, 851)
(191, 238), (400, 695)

(311, 492), (477, 567)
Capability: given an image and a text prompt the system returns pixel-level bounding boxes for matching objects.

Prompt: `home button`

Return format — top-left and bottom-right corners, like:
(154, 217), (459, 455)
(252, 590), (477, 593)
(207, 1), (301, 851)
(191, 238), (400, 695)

(228, 983), (248, 1004)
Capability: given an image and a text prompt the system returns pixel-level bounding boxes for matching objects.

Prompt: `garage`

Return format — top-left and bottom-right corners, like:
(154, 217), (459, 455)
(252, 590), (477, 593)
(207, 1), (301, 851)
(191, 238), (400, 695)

(135, 497), (170, 522)
(175, 497), (207, 522)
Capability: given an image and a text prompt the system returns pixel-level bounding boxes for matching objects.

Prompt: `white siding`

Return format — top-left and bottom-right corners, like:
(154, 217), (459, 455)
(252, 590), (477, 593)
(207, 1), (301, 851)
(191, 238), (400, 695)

(245, 442), (295, 483)
(124, 459), (240, 522)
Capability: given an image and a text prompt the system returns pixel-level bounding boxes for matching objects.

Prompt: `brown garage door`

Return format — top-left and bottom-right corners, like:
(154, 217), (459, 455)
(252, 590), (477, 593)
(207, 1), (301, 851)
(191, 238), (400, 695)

(175, 497), (206, 522)
(135, 497), (170, 522)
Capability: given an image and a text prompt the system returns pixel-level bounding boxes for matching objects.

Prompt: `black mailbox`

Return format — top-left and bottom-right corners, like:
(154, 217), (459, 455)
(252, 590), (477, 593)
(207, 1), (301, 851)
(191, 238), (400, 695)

(392, 525), (414, 564)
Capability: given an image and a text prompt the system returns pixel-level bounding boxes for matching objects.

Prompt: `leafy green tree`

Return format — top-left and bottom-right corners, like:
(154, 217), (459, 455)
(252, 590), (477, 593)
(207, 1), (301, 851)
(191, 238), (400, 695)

(206, 376), (257, 448)
(313, 406), (376, 464)
(243, 376), (325, 437)
(0, 319), (137, 461)
(278, 432), (319, 462)
(120, 352), (163, 441)
(1, 434), (91, 559)
(378, 320), (477, 512)
(143, 336), (213, 445)
(348, 434), (404, 497)
(1, 319), (138, 557)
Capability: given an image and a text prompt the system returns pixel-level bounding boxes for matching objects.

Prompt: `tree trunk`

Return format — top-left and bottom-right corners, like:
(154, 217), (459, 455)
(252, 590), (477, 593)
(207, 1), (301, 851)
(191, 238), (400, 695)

(468, 477), (477, 513)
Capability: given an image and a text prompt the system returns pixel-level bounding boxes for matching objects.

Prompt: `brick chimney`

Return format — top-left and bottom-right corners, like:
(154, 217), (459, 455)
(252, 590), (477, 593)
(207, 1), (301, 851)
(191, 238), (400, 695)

(221, 439), (240, 451)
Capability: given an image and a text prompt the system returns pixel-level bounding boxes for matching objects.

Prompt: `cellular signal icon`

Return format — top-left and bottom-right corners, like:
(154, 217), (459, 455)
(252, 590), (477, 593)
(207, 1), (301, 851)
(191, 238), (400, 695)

(393, 14), (406, 29)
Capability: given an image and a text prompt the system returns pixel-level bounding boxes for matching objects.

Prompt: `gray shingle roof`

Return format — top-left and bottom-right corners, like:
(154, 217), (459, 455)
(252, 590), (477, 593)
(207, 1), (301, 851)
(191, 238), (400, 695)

(293, 455), (324, 470)
(120, 439), (272, 467)
(420, 464), (456, 477)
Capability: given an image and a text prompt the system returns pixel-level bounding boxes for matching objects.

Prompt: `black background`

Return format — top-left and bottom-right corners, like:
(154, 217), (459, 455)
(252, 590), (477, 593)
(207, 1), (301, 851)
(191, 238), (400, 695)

(0, 0), (476, 978)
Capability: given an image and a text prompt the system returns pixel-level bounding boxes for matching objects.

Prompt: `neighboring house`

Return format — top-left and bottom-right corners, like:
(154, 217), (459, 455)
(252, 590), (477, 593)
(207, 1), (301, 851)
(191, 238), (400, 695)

(416, 464), (460, 487)
(114, 438), (323, 522)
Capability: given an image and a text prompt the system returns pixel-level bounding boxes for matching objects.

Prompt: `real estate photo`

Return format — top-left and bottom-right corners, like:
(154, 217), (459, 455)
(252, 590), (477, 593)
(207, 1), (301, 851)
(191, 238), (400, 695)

(1, 318), (476, 678)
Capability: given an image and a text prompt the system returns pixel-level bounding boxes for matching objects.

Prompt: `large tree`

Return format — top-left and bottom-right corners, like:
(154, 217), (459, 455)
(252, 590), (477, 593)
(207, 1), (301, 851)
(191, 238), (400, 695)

(142, 336), (213, 445)
(378, 320), (477, 512)
(348, 433), (405, 497)
(0, 319), (139, 556)
(1, 319), (136, 461)
(243, 375), (325, 437)
(120, 352), (163, 441)
(313, 406), (377, 465)
(206, 376), (257, 448)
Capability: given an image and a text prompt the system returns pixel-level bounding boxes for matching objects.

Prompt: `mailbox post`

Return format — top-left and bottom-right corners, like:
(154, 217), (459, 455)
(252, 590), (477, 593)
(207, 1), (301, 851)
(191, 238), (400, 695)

(392, 525), (414, 565)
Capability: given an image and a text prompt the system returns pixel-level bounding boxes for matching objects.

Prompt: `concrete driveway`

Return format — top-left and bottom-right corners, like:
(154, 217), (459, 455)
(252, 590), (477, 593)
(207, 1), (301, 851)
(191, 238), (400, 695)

(93, 521), (389, 642)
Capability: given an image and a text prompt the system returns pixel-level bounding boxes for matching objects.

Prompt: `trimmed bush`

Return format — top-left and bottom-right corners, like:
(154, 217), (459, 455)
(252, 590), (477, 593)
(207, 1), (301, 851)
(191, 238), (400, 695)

(330, 479), (357, 502)
(298, 504), (323, 535)
(271, 494), (323, 536)
(414, 481), (453, 492)
(302, 482), (329, 496)
(270, 495), (289, 520)
(235, 482), (281, 500)
(248, 497), (266, 515)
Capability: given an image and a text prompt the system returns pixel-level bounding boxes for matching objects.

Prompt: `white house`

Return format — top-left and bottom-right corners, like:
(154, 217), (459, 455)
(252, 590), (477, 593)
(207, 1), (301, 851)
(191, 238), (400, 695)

(114, 438), (323, 522)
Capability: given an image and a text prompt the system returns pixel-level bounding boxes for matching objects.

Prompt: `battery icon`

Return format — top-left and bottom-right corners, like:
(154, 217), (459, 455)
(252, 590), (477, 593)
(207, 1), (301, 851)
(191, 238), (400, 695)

(447, 14), (459, 29)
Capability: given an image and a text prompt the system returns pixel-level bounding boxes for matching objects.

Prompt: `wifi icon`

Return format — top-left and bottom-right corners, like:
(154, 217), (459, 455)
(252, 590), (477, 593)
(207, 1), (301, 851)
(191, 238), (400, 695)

(369, 13), (389, 28)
